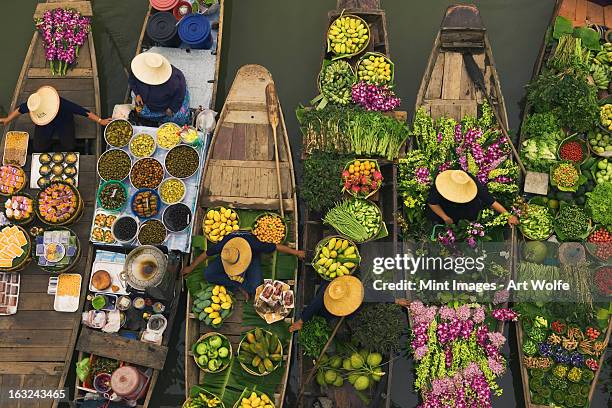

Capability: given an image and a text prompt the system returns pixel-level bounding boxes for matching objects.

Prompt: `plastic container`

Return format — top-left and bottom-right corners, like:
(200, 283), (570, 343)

(150, 0), (179, 11)
(178, 13), (212, 50)
(173, 1), (193, 20)
(146, 11), (180, 47)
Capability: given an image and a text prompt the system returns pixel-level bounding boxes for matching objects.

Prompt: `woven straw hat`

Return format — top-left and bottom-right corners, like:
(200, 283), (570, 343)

(221, 237), (252, 277)
(27, 86), (60, 126)
(324, 275), (364, 317)
(435, 170), (478, 204)
(131, 52), (173, 86)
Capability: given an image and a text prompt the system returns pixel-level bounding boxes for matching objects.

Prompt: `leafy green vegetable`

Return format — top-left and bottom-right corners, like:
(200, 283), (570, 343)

(554, 204), (591, 241)
(586, 181), (612, 228)
(347, 303), (405, 353)
(521, 136), (558, 172)
(572, 26), (601, 51)
(302, 151), (351, 212)
(299, 316), (332, 358)
(552, 16), (573, 40)
(522, 112), (563, 139)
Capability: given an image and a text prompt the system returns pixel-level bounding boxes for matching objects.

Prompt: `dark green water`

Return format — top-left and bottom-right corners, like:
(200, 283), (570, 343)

(3, 1), (608, 407)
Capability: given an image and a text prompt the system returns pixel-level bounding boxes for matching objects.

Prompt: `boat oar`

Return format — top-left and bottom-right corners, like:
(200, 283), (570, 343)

(462, 53), (526, 175)
(265, 83), (285, 218)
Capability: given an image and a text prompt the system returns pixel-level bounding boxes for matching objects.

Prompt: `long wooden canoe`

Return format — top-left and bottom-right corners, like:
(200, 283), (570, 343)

(515, 1), (612, 407)
(184, 64), (299, 407)
(297, 1), (407, 407)
(0, 1), (100, 407)
(73, 3), (224, 407)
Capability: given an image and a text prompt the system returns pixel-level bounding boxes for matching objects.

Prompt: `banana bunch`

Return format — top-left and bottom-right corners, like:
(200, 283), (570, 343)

(184, 393), (223, 408)
(192, 284), (234, 328)
(318, 60), (356, 106)
(314, 237), (359, 280)
(238, 328), (282, 375)
(203, 207), (240, 243)
(238, 390), (274, 408)
(327, 15), (369, 56)
(592, 42), (612, 65)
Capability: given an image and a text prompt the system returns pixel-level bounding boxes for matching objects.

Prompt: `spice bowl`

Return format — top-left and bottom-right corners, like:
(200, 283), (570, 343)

(129, 133), (157, 158)
(159, 177), (186, 205)
(104, 119), (133, 148)
(137, 219), (168, 246)
(112, 215), (140, 244)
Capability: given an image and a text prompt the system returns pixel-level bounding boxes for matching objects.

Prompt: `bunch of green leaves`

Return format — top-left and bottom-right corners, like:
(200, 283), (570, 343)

(586, 181), (612, 228)
(347, 303), (405, 353)
(299, 316), (332, 358)
(302, 151), (351, 212)
(521, 112), (563, 139)
(526, 71), (599, 133)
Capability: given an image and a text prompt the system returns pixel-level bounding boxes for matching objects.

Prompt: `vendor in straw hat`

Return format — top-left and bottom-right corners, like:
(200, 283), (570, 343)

(427, 170), (519, 226)
(182, 231), (305, 299)
(128, 52), (190, 125)
(0, 86), (111, 152)
(289, 275), (364, 333)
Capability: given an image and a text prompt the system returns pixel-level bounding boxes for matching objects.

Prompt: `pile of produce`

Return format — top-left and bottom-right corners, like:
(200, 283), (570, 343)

(129, 133), (156, 157)
(237, 328), (282, 376)
(342, 159), (382, 198)
(297, 106), (409, 159)
(203, 207), (239, 243)
(3, 195), (33, 223)
(252, 214), (285, 244)
(37, 182), (79, 224)
(137, 219), (166, 245)
(313, 236), (359, 280)
(587, 227), (612, 261)
(299, 316), (331, 358)
(131, 189), (159, 218)
(315, 348), (385, 392)
(348, 303), (404, 353)
(157, 122), (181, 149)
(351, 81), (400, 112)
(0, 165), (26, 195)
(302, 152), (351, 212)
(588, 128), (612, 156)
(191, 283), (234, 328)
(550, 162), (583, 191)
(184, 391), (224, 408)
(236, 389), (274, 408)
(592, 158), (612, 185)
(554, 205), (591, 241)
(97, 181), (127, 211)
(356, 53), (392, 85)
(600, 103), (612, 132)
(159, 178), (185, 204)
(165, 145), (200, 179)
(558, 139), (587, 163)
(407, 302), (517, 407)
(594, 266), (611, 296)
(519, 203), (554, 240)
(323, 199), (381, 242)
(112, 216), (138, 242)
(97, 149), (131, 181)
(130, 158), (164, 189)
(590, 42), (611, 89)
(586, 181), (612, 228)
(192, 333), (231, 373)
(327, 15), (369, 58)
(314, 60), (356, 108)
(105, 120), (133, 147)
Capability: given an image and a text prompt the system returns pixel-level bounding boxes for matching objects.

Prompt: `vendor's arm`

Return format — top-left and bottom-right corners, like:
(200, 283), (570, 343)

(427, 204), (454, 225)
(276, 244), (305, 260)
(289, 283), (327, 332)
(0, 108), (23, 125)
(491, 201), (519, 226)
(63, 98), (112, 126)
(181, 252), (208, 276)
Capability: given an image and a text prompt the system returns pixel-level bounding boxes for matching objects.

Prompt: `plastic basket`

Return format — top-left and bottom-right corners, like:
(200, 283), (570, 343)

(96, 180), (128, 213)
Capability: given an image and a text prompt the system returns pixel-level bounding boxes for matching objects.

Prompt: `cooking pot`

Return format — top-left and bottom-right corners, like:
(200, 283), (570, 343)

(120, 246), (168, 291)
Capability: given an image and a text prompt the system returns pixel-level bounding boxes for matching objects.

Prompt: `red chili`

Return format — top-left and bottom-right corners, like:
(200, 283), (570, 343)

(559, 141), (584, 163)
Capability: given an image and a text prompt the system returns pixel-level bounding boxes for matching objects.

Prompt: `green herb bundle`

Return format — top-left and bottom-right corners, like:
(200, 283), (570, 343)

(299, 316), (332, 358)
(302, 151), (351, 212)
(347, 303), (405, 353)
(323, 199), (381, 242)
(554, 205), (590, 241)
(586, 181), (612, 228)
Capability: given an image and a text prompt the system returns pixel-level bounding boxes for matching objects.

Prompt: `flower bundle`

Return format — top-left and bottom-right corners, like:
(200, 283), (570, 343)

(351, 81), (401, 111)
(35, 8), (91, 76)
(408, 301), (517, 408)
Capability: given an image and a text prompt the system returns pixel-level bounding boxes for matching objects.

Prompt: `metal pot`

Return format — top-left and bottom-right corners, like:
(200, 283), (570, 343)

(110, 366), (148, 400)
(120, 246), (168, 291)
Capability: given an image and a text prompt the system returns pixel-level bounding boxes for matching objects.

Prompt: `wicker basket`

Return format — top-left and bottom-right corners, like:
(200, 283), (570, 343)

(33, 227), (82, 273)
(237, 329), (283, 377)
(326, 13), (371, 59)
(192, 332), (232, 373)
(183, 390), (226, 408)
(557, 134), (590, 165)
(355, 52), (394, 85)
(342, 159), (381, 199)
(251, 212), (288, 244)
(312, 235), (360, 281)
(549, 161), (583, 192)
(0, 225), (32, 272)
(232, 388), (275, 408)
(0, 165), (27, 197)
(36, 181), (83, 226)
(2, 193), (35, 226)
(203, 207), (240, 243)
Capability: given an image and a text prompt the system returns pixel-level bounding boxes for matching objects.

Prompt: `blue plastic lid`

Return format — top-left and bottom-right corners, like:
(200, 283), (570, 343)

(178, 13), (211, 45)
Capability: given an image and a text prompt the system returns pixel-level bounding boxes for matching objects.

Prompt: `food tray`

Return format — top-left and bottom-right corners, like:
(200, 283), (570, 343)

(90, 210), (118, 244)
(89, 260), (129, 295)
(2, 131), (29, 166)
(0, 272), (20, 315)
(30, 152), (80, 189)
(53, 273), (82, 312)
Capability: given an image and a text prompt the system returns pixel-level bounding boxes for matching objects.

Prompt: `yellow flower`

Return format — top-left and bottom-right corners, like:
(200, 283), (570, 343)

(403, 196), (418, 208)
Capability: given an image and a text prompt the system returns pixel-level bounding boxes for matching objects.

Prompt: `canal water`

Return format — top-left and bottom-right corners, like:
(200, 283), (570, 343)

(1, 1), (609, 407)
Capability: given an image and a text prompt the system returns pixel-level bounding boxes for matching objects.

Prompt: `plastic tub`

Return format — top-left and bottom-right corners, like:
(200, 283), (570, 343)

(146, 12), (180, 47)
(173, 1), (193, 20)
(150, 0), (178, 11)
(178, 13), (212, 49)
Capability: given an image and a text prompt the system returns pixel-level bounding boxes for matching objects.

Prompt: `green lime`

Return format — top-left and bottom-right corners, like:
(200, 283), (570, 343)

(547, 199), (559, 209)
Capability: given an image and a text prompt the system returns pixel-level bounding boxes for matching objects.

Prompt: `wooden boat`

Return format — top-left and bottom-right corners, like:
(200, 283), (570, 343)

(297, 1), (407, 407)
(515, 1), (612, 407)
(72, 3), (224, 407)
(184, 64), (299, 407)
(0, 1), (100, 407)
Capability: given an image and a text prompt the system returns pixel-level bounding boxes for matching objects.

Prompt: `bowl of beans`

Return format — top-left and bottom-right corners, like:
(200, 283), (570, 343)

(131, 189), (161, 219)
(97, 149), (131, 181)
(130, 157), (164, 190)
(165, 145), (200, 179)
(159, 177), (186, 205)
(104, 119), (133, 148)
(156, 123), (181, 150)
(162, 203), (192, 232)
(129, 133), (156, 158)
(137, 219), (167, 246)
(112, 215), (139, 244)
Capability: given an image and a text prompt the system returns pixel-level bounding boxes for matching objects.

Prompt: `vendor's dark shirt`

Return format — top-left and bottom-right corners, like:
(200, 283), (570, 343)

(128, 66), (187, 113)
(205, 231), (276, 278)
(426, 174), (495, 222)
(19, 97), (89, 132)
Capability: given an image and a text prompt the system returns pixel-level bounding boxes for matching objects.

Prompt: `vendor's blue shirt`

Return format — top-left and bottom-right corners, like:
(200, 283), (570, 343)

(19, 97), (89, 134)
(205, 231), (276, 287)
(128, 66), (187, 113)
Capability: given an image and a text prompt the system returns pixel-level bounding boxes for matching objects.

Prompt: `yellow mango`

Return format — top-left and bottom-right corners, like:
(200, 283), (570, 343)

(212, 317), (222, 325)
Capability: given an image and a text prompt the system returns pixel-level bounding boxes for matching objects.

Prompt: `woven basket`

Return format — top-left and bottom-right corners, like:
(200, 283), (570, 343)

(34, 227), (82, 273)
(0, 225), (32, 272)
(192, 332), (232, 373)
(557, 134), (590, 165)
(3, 193), (35, 226)
(326, 13), (371, 59)
(0, 165), (27, 197)
(237, 329), (283, 377)
(251, 212), (288, 244)
(183, 391), (226, 408)
(203, 207), (240, 243)
(36, 181), (83, 226)
(232, 388), (275, 408)
(342, 159), (381, 199)
(312, 235), (360, 281)
(355, 52), (394, 85)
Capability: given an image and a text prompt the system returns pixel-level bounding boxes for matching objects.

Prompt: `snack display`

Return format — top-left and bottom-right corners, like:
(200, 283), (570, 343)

(165, 145), (200, 179)
(34, 229), (79, 271)
(0, 165), (26, 195)
(203, 207), (240, 243)
(129, 133), (156, 158)
(0, 225), (31, 270)
(3, 195), (34, 224)
(159, 177), (186, 204)
(54, 273), (81, 312)
(97, 181), (128, 212)
(31, 152), (80, 189)
(131, 189), (160, 219)
(89, 259), (128, 295)
(2, 131), (28, 166)
(97, 149), (131, 181)
(130, 157), (164, 189)
(252, 213), (286, 244)
(104, 119), (133, 147)
(0, 272), (20, 315)
(255, 280), (294, 324)
(37, 182), (80, 225)
(157, 122), (181, 149)
(90, 211), (117, 244)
